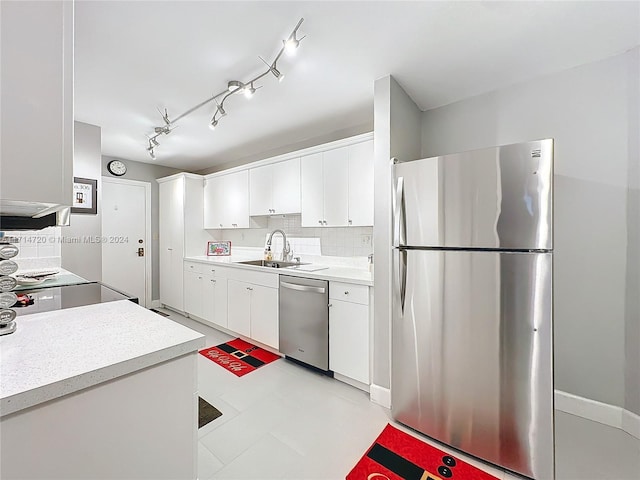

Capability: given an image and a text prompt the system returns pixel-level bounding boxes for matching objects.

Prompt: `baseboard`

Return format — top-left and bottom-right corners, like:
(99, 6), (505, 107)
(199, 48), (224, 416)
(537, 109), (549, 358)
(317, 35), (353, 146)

(333, 372), (370, 393)
(622, 408), (640, 439)
(555, 390), (639, 439)
(370, 384), (391, 409)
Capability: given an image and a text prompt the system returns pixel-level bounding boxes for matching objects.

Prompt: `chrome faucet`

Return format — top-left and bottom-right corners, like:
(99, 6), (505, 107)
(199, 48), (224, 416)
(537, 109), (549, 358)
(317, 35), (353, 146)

(267, 229), (292, 261)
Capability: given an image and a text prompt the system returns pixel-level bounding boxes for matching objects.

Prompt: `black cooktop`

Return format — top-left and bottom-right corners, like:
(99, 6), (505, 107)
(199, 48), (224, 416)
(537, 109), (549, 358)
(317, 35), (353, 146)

(13, 282), (138, 317)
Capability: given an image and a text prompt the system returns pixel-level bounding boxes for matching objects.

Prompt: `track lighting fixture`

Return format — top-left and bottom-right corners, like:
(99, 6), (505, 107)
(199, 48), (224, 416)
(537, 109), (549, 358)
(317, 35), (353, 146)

(144, 18), (305, 159)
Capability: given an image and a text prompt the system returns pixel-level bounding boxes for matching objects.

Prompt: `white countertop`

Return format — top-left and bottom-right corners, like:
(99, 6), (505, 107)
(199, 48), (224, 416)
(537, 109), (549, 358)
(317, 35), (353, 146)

(0, 300), (205, 417)
(184, 253), (373, 286)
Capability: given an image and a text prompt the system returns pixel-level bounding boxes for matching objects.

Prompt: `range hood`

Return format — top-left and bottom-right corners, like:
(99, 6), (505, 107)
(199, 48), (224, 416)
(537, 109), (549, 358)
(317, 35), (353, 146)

(0, 200), (71, 231)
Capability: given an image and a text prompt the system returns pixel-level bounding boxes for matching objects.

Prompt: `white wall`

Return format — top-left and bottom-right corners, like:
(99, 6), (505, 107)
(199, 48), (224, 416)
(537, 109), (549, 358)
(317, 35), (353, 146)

(421, 49), (639, 410)
(624, 47), (640, 416)
(61, 122), (102, 281)
(372, 76), (422, 391)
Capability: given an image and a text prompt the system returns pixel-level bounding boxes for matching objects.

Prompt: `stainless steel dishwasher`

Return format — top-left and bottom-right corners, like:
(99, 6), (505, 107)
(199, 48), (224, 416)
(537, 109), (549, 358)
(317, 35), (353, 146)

(279, 275), (330, 372)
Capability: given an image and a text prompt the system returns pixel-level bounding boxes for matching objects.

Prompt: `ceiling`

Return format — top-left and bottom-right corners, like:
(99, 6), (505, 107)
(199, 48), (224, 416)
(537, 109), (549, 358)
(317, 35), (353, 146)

(75, 1), (640, 171)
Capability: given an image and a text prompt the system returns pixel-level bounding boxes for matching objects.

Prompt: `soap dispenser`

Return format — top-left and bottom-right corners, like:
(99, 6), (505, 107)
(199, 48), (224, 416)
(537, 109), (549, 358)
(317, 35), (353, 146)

(264, 246), (273, 261)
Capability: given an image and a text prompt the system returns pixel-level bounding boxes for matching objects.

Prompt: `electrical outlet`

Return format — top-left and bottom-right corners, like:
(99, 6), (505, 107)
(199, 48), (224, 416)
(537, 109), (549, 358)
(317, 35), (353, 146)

(361, 234), (372, 246)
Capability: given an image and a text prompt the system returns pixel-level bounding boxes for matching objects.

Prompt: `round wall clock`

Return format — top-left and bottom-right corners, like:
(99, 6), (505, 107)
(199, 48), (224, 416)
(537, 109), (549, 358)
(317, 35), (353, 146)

(107, 160), (127, 176)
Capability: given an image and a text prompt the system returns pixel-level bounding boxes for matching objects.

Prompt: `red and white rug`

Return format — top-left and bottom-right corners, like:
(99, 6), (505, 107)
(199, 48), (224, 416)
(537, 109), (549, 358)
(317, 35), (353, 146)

(199, 338), (280, 377)
(347, 424), (499, 480)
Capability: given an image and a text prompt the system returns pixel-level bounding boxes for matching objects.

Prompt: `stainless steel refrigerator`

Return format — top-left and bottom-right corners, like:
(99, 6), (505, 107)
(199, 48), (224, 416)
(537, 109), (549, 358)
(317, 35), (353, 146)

(391, 139), (554, 480)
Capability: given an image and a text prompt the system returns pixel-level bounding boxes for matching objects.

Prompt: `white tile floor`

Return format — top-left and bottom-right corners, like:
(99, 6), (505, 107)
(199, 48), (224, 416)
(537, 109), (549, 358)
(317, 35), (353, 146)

(164, 310), (640, 480)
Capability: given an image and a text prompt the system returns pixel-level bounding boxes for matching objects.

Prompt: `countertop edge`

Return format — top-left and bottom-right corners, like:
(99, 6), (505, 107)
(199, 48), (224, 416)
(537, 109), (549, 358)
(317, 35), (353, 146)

(184, 256), (374, 287)
(0, 336), (205, 418)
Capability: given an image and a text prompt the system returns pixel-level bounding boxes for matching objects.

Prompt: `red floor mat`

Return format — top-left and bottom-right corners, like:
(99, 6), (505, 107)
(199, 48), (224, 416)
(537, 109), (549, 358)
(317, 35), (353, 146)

(347, 424), (500, 480)
(199, 338), (280, 377)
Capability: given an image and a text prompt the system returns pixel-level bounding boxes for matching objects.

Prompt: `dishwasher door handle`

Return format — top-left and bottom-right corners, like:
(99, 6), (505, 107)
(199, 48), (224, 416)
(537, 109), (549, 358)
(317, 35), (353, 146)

(280, 281), (326, 294)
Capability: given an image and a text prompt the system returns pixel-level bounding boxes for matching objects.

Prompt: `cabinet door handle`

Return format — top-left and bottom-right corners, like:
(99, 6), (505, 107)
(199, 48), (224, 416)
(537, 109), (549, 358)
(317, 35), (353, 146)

(344, 291), (350, 295)
(198, 276), (202, 280)
(348, 219), (352, 225)
(328, 303), (333, 308)
(211, 279), (216, 283)
(246, 287), (253, 291)
(323, 220), (327, 225)
(167, 248), (173, 251)
(318, 220), (323, 225)
(219, 224), (223, 228)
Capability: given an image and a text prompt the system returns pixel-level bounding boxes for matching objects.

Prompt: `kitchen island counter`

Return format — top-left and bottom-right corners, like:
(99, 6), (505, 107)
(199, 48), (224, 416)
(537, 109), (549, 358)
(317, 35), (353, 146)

(1, 299), (205, 480)
(0, 299), (205, 416)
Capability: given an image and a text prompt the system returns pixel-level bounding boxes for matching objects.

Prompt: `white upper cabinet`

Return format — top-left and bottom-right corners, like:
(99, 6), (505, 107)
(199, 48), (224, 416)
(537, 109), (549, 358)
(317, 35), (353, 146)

(225, 170), (250, 228)
(301, 140), (373, 227)
(249, 158), (300, 216)
(348, 140), (374, 226)
(301, 153), (325, 227)
(249, 165), (272, 216)
(322, 147), (350, 227)
(204, 176), (225, 229)
(204, 170), (249, 229)
(272, 158), (301, 214)
(0, 1), (73, 206)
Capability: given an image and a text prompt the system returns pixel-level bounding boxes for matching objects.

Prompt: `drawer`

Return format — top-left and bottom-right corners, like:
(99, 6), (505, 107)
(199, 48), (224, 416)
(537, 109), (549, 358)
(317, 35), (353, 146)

(183, 261), (204, 274)
(329, 282), (369, 305)
(202, 264), (229, 277)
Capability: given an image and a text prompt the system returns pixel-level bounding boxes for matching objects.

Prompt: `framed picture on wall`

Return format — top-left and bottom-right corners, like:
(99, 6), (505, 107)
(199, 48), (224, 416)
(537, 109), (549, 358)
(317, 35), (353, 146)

(207, 241), (231, 256)
(71, 177), (98, 214)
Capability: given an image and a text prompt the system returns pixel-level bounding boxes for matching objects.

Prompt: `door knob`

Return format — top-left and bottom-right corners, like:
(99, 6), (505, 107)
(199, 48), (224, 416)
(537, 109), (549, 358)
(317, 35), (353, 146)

(137, 248), (144, 257)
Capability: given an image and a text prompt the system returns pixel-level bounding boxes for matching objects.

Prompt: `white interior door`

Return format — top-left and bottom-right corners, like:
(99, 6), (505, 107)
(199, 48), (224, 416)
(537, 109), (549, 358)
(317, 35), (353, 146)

(102, 178), (151, 306)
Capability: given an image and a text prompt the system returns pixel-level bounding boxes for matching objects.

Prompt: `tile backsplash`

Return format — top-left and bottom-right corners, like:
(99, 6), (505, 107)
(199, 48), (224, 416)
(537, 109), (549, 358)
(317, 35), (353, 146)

(208, 215), (373, 257)
(0, 227), (62, 270)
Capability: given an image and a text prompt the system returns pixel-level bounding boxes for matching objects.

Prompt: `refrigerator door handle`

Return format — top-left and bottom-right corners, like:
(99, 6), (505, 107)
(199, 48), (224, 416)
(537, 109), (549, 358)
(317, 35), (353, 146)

(394, 248), (407, 313)
(393, 176), (406, 247)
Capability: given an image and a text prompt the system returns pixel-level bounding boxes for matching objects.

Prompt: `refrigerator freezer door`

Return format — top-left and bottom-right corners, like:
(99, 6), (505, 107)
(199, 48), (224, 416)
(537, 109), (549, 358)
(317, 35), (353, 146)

(391, 249), (554, 479)
(393, 139), (553, 250)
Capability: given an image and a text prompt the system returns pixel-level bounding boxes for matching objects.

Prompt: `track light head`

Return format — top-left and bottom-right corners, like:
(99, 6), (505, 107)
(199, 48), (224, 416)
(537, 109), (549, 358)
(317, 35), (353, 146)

(244, 82), (256, 99)
(149, 148), (156, 159)
(227, 80), (244, 92)
(151, 137), (160, 146)
(270, 65), (284, 82)
(284, 37), (299, 55)
(209, 119), (218, 130)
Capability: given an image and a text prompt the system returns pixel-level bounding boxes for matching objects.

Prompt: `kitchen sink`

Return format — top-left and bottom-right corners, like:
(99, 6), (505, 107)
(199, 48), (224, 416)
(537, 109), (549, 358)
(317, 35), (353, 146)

(235, 259), (309, 269)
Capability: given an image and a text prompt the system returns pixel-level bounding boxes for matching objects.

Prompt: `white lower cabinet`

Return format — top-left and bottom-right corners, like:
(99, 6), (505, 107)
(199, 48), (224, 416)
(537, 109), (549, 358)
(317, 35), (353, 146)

(227, 279), (278, 350)
(329, 282), (370, 385)
(203, 273), (228, 329)
(184, 262), (228, 329)
(183, 270), (205, 319)
(249, 285), (279, 350)
(227, 279), (252, 338)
